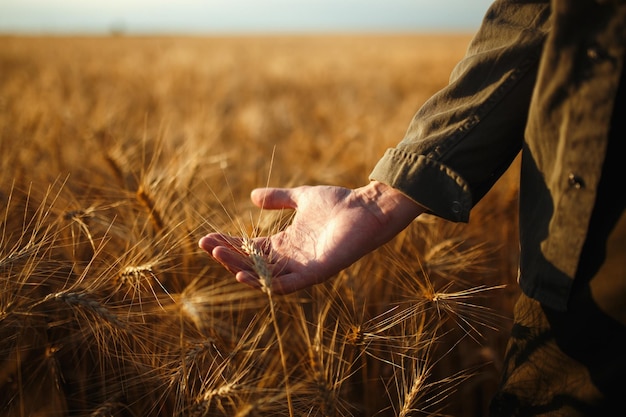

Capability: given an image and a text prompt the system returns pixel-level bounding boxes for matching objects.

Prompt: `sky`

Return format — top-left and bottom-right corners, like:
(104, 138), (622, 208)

(0, 0), (494, 34)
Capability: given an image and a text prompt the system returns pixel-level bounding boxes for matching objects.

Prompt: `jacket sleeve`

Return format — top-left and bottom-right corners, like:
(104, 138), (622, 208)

(369, 0), (551, 222)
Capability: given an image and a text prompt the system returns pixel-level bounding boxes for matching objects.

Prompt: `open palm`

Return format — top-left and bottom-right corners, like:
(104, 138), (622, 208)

(199, 181), (424, 294)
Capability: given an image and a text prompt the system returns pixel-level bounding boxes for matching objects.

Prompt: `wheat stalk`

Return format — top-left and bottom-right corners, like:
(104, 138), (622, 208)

(239, 237), (294, 417)
(297, 299), (350, 417)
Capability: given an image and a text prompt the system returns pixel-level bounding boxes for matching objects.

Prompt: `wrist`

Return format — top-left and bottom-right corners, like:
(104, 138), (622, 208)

(358, 181), (425, 227)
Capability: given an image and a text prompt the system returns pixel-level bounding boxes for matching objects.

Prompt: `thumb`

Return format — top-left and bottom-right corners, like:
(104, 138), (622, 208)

(250, 187), (299, 210)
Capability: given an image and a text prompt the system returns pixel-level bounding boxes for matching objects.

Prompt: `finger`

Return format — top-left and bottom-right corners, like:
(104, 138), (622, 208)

(236, 260), (306, 294)
(236, 270), (305, 295)
(198, 234), (242, 253)
(210, 245), (251, 274)
(250, 187), (300, 210)
(235, 271), (263, 290)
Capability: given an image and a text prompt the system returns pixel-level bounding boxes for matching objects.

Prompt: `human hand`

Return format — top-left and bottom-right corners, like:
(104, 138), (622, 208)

(199, 181), (424, 294)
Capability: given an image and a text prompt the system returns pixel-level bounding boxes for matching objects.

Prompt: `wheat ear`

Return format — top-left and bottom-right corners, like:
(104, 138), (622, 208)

(240, 237), (294, 417)
(136, 185), (164, 232)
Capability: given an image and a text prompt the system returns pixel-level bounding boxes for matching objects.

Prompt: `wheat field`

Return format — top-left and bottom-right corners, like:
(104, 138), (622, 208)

(0, 34), (521, 416)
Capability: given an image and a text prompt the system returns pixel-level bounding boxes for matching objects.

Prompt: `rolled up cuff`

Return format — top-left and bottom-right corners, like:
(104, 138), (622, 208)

(369, 148), (472, 222)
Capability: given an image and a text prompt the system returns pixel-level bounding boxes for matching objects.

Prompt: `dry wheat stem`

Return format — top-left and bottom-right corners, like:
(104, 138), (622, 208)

(393, 329), (471, 417)
(240, 236), (294, 417)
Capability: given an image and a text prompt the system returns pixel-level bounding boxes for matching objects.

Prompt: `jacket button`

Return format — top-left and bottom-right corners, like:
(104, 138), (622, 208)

(451, 201), (462, 214)
(587, 47), (600, 61)
(585, 43), (614, 65)
(568, 173), (585, 189)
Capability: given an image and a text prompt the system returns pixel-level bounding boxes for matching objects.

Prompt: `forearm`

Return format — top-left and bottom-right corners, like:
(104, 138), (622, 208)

(371, 0), (551, 222)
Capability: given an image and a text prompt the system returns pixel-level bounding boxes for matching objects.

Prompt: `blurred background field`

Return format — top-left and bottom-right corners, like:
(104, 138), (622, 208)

(0, 34), (521, 416)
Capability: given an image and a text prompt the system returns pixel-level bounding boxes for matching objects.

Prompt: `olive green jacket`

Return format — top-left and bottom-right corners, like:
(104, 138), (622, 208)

(370, 0), (626, 311)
